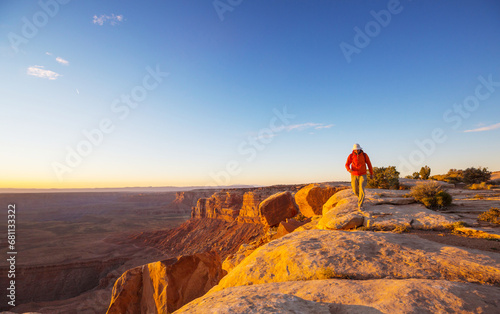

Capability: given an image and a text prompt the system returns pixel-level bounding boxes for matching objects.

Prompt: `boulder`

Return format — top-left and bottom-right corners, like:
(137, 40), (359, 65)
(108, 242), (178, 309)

(276, 218), (311, 238)
(319, 192), (366, 230)
(211, 230), (500, 292)
(295, 184), (346, 217)
(259, 191), (298, 227)
(107, 251), (224, 314)
(322, 189), (354, 214)
(177, 279), (500, 313)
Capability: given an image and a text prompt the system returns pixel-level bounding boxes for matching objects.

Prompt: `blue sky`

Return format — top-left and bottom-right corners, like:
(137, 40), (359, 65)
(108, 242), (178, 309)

(1, 0), (499, 188)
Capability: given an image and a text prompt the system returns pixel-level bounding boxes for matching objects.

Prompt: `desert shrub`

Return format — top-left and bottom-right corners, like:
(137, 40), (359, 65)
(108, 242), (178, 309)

(367, 166), (400, 190)
(420, 165), (431, 180)
(294, 213), (308, 222)
(468, 182), (494, 190)
(409, 181), (452, 209)
(473, 194), (485, 199)
(463, 167), (491, 185)
(392, 225), (409, 233)
(399, 184), (410, 190)
(431, 169), (463, 184)
(478, 207), (500, 225)
(447, 221), (468, 230)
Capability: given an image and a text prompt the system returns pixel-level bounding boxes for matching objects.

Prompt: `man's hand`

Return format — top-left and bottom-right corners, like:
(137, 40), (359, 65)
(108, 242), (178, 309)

(370, 174), (374, 179)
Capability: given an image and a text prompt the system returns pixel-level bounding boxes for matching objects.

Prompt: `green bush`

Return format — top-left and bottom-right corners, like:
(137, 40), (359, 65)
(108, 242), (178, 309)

(478, 207), (500, 225)
(367, 166), (400, 190)
(463, 167), (491, 184)
(409, 181), (452, 209)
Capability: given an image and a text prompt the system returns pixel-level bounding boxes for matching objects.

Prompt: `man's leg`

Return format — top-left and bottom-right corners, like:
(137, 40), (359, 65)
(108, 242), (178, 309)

(358, 175), (367, 208)
(351, 174), (359, 198)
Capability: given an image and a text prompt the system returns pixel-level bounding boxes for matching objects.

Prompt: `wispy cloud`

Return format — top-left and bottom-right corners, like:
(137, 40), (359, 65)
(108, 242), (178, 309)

(55, 57), (69, 66)
(314, 124), (334, 129)
(464, 122), (500, 133)
(275, 122), (335, 132)
(252, 122), (334, 140)
(93, 14), (124, 26)
(46, 52), (70, 66)
(27, 65), (61, 80)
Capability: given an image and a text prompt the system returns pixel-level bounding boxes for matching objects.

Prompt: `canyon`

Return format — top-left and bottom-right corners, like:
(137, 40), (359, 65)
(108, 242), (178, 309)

(1, 179), (500, 313)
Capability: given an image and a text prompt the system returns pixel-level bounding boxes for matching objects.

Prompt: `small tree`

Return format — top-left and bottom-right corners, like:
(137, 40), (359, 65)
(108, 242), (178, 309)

(419, 165), (431, 180)
(463, 167), (491, 184)
(411, 172), (420, 180)
(367, 166), (400, 190)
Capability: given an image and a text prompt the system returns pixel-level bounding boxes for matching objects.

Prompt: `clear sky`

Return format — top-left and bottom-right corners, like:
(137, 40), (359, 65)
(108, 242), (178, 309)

(1, 0), (499, 189)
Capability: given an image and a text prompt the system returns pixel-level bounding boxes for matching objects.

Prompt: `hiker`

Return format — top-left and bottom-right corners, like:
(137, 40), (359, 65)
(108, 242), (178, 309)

(345, 143), (374, 210)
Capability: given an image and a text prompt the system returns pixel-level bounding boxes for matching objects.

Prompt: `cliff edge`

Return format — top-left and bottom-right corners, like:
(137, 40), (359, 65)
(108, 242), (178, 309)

(109, 181), (500, 313)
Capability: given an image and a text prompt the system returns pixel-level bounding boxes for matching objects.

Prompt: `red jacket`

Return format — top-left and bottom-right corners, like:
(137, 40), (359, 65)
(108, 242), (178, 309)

(345, 150), (373, 176)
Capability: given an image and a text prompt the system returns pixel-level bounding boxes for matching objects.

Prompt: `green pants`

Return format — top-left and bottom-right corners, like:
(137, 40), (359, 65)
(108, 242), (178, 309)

(351, 174), (367, 208)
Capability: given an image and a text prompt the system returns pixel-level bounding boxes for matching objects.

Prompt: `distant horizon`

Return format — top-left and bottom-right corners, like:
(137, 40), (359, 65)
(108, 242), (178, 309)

(2, 169), (498, 192)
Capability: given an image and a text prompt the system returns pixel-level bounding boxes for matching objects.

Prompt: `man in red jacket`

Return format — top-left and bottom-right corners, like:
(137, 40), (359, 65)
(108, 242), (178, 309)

(345, 143), (374, 209)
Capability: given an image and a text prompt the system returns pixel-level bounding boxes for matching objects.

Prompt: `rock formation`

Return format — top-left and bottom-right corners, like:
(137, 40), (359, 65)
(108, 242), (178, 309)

(276, 217), (311, 238)
(191, 187), (304, 225)
(319, 188), (457, 230)
(176, 279), (500, 313)
(211, 229), (500, 291)
(237, 191), (264, 223)
(295, 184), (347, 217)
(108, 181), (500, 313)
(259, 191), (298, 227)
(107, 251), (224, 314)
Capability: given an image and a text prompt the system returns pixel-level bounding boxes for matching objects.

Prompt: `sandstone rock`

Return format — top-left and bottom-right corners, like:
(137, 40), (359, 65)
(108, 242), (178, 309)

(177, 279), (500, 313)
(211, 230), (500, 292)
(322, 189), (354, 214)
(276, 218), (311, 238)
(320, 212), (365, 230)
(319, 191), (366, 230)
(107, 251), (224, 314)
(259, 191), (298, 227)
(191, 198), (207, 219)
(368, 203), (457, 230)
(173, 190), (214, 213)
(222, 240), (265, 274)
(237, 191), (264, 223)
(107, 266), (143, 314)
(191, 191), (244, 221)
(319, 189), (458, 231)
(295, 184), (346, 217)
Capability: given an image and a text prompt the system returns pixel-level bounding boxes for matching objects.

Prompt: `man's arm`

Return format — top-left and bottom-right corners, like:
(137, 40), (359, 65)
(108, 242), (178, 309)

(365, 154), (374, 177)
(345, 154), (352, 173)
